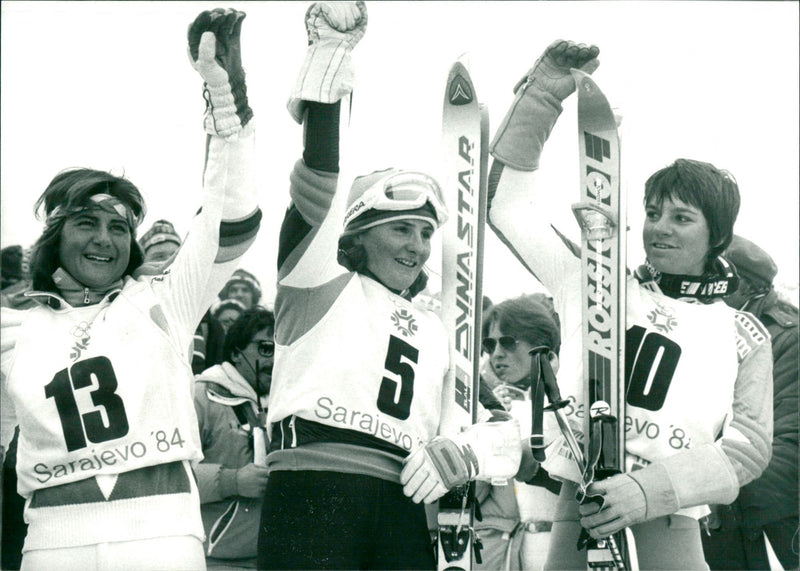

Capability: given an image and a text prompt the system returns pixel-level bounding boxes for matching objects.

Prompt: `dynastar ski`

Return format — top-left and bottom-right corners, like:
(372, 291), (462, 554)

(437, 58), (489, 571)
(569, 68), (635, 571)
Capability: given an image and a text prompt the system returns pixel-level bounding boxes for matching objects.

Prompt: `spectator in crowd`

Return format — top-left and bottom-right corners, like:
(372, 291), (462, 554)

(1, 245), (25, 290)
(219, 268), (262, 310)
(139, 219), (182, 264)
(212, 298), (248, 333)
(476, 293), (563, 571)
(1, 246), (35, 310)
(701, 235), (799, 570)
(194, 307), (274, 569)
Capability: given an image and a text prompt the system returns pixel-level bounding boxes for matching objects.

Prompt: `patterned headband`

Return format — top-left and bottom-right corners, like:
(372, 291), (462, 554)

(47, 193), (140, 230)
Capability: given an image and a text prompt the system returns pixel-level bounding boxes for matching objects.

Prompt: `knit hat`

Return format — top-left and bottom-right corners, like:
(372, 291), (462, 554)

(724, 235), (778, 287)
(139, 219), (182, 253)
(342, 168), (448, 236)
(220, 268), (262, 304)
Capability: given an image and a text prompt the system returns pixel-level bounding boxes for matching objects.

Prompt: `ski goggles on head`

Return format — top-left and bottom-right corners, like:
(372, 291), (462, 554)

(482, 335), (519, 354)
(342, 170), (449, 232)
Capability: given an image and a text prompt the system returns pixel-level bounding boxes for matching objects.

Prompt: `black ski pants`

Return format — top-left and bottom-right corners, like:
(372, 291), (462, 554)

(257, 470), (435, 570)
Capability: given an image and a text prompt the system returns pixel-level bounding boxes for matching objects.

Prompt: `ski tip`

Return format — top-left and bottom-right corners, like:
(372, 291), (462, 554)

(445, 61), (477, 108)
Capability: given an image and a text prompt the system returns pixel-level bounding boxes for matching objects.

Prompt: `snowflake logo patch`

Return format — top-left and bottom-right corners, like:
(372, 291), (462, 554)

(647, 301), (678, 334)
(391, 308), (418, 337)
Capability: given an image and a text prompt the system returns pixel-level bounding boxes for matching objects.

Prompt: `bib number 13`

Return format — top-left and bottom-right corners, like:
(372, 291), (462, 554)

(44, 356), (130, 452)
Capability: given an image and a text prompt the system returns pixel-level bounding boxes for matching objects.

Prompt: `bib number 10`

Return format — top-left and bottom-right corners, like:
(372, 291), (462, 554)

(44, 356), (130, 452)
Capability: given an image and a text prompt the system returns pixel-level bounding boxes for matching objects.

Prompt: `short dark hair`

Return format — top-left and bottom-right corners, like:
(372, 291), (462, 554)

(29, 168), (146, 293)
(482, 293), (561, 355)
(644, 159), (740, 263)
(223, 306), (275, 362)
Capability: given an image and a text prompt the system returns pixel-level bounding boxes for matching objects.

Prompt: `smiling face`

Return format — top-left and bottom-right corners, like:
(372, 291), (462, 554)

(354, 219), (433, 292)
(59, 208), (132, 288)
(643, 195), (711, 276)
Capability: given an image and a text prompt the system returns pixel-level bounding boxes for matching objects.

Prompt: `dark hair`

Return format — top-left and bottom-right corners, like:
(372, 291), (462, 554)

(644, 159), (740, 263)
(29, 168), (147, 293)
(482, 293), (561, 355)
(223, 306), (275, 362)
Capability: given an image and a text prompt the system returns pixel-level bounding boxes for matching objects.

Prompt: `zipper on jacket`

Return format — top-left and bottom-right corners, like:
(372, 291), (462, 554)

(289, 415), (297, 448)
(83, 287), (90, 305)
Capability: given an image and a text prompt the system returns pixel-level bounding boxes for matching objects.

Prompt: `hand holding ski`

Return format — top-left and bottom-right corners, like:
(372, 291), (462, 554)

(517, 39), (600, 102)
(489, 39), (600, 172)
(579, 473), (646, 538)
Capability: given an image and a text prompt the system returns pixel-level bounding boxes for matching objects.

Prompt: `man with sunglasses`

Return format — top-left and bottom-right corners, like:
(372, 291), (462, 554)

(193, 307), (274, 568)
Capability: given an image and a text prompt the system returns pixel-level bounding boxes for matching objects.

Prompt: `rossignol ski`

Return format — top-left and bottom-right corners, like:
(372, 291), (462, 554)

(437, 58), (489, 571)
(569, 68), (636, 571)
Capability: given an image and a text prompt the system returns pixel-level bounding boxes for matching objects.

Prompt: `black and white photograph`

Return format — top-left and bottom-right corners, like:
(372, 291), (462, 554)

(1, 2), (797, 570)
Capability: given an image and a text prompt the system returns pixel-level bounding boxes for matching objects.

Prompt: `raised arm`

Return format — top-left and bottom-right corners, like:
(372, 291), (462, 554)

(277, 2), (367, 284)
(487, 40), (600, 294)
(154, 9), (262, 336)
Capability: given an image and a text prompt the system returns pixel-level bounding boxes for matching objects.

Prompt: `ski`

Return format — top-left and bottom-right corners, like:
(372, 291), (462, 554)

(569, 68), (635, 571)
(437, 58), (489, 571)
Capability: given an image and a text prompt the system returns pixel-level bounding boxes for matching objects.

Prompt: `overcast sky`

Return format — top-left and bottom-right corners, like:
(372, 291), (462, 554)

(2, 1), (798, 304)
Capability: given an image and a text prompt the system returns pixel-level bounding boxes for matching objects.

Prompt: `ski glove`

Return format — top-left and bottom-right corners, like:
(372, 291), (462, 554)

(288, 1), (368, 124)
(400, 419), (522, 504)
(578, 443), (740, 538)
(188, 8), (253, 138)
(490, 39), (599, 171)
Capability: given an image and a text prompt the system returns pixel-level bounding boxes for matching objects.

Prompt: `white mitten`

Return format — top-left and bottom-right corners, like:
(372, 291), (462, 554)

(188, 8), (253, 139)
(288, 1), (368, 123)
(490, 39), (599, 171)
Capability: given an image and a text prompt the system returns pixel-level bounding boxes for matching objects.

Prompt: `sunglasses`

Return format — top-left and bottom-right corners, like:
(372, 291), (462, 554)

(482, 335), (519, 354)
(251, 340), (275, 358)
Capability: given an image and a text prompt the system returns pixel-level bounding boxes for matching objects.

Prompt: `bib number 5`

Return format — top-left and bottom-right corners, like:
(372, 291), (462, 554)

(376, 335), (419, 420)
(44, 356), (130, 452)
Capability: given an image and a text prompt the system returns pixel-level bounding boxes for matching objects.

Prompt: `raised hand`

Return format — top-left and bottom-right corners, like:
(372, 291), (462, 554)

(188, 8), (253, 137)
(288, 1), (368, 123)
(519, 39), (600, 102)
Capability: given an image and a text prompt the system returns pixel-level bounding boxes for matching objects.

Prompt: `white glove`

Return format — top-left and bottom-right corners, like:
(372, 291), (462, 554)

(287, 1), (368, 123)
(188, 8), (253, 138)
(490, 39), (599, 171)
(400, 419), (522, 504)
